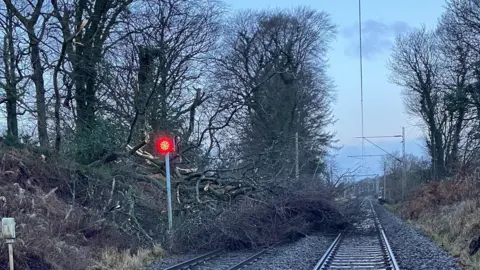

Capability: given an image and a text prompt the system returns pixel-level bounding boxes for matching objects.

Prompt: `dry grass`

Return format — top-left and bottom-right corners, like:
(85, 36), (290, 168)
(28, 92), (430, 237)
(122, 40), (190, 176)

(0, 147), (164, 269)
(408, 199), (480, 269)
(394, 178), (480, 270)
(93, 245), (164, 270)
(383, 203), (400, 213)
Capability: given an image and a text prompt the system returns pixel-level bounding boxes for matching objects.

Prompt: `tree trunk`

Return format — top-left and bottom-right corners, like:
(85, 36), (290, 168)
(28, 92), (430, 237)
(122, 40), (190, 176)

(3, 10), (18, 139)
(448, 105), (466, 174)
(136, 46), (157, 140)
(28, 30), (49, 147)
(3, 0), (46, 145)
(74, 49), (98, 132)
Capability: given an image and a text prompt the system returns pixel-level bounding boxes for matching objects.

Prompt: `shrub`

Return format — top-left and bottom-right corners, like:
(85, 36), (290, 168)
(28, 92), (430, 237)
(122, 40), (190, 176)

(62, 118), (128, 164)
(403, 175), (480, 219)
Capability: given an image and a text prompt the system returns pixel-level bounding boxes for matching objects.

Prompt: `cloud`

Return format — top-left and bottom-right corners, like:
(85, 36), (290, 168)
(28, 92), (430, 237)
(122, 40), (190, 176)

(342, 20), (410, 60)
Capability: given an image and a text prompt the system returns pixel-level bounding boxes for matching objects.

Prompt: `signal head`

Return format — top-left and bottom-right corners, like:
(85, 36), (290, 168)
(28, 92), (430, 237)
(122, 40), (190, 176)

(155, 136), (175, 155)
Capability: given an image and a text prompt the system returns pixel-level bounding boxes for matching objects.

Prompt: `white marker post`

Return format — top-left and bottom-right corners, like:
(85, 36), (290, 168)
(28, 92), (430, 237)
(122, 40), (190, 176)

(2, 218), (15, 270)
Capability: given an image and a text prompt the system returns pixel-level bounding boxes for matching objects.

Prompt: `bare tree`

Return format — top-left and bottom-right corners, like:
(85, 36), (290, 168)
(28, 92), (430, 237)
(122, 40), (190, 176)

(3, 0), (49, 147)
(381, 153), (431, 202)
(436, 11), (476, 173)
(0, 5), (23, 140)
(213, 7), (337, 179)
(388, 27), (447, 178)
(124, 0), (223, 147)
(444, 0), (480, 55)
(50, 0), (134, 134)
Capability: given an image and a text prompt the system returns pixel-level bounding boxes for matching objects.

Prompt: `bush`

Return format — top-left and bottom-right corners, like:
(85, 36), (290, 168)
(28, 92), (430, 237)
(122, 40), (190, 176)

(62, 118), (128, 164)
(402, 175), (480, 219)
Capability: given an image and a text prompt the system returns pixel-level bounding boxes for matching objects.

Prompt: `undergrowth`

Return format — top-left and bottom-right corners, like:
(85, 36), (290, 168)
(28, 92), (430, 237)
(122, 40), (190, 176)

(94, 245), (164, 270)
(392, 178), (480, 270)
(408, 199), (480, 269)
(0, 146), (164, 269)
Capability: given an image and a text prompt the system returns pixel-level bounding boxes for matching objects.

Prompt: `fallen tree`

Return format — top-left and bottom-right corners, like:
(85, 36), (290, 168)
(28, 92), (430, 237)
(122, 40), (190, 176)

(168, 178), (349, 253)
(91, 134), (258, 215)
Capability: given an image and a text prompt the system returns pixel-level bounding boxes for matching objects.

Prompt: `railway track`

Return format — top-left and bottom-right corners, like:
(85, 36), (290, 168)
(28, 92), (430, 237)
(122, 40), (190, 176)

(313, 199), (399, 270)
(163, 246), (272, 270)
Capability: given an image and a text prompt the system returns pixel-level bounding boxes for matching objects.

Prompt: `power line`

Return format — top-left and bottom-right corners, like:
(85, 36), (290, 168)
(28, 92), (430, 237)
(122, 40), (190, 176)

(363, 138), (402, 162)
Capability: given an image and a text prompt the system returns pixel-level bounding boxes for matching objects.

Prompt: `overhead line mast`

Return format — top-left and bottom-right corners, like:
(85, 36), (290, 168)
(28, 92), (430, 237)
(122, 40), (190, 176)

(358, 0), (365, 173)
(354, 1), (406, 198)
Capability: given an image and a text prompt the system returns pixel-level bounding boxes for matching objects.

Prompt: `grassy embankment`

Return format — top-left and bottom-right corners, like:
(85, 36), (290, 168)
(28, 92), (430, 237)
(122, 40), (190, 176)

(384, 180), (480, 269)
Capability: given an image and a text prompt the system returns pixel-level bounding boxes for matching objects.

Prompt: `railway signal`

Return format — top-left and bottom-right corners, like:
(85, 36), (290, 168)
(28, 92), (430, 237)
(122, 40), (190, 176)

(155, 136), (175, 231)
(155, 136), (175, 155)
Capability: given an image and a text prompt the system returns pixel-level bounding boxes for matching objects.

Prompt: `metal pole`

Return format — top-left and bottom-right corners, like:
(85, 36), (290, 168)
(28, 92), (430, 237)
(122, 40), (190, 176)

(8, 242), (13, 270)
(358, 0), (365, 171)
(295, 132), (299, 181)
(355, 135), (402, 138)
(402, 127), (406, 199)
(165, 152), (173, 231)
(383, 161), (387, 199)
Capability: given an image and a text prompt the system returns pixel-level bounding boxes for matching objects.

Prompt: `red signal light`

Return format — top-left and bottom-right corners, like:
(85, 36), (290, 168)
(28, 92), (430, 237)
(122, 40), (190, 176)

(155, 136), (175, 155)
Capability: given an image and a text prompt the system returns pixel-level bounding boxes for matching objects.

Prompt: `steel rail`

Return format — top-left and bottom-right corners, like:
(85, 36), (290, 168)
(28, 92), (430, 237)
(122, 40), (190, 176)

(228, 246), (271, 270)
(312, 233), (343, 270)
(163, 245), (274, 270)
(163, 249), (224, 270)
(313, 198), (400, 270)
(370, 199), (400, 270)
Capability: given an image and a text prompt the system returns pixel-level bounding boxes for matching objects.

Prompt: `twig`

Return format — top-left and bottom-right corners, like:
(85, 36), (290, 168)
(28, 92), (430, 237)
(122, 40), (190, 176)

(104, 176), (117, 213)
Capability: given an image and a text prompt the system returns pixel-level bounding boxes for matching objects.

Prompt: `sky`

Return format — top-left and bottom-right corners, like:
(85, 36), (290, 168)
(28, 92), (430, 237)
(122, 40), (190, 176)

(223, 0), (446, 175)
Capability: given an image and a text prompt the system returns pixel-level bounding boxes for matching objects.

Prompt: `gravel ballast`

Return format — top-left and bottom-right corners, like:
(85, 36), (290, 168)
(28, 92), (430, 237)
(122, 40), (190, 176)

(247, 234), (335, 270)
(373, 203), (461, 270)
(149, 234), (335, 270)
(150, 251), (204, 269)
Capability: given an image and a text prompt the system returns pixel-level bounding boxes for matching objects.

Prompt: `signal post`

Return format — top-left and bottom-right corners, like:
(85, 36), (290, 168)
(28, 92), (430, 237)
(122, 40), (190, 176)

(155, 135), (175, 231)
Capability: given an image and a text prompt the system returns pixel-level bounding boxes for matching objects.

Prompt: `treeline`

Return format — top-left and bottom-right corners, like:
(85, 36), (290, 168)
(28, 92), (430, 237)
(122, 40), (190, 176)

(387, 0), (480, 188)
(0, 0), (337, 181)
